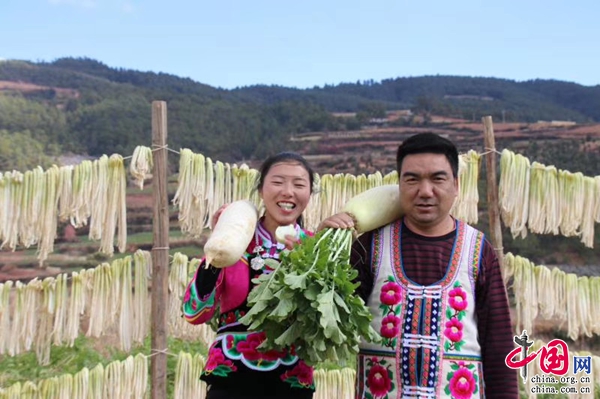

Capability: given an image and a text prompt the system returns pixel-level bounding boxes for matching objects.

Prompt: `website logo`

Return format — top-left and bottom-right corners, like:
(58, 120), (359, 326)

(505, 330), (593, 396)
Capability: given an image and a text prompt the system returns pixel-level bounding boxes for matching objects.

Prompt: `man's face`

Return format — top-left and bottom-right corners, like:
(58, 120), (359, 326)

(398, 153), (458, 235)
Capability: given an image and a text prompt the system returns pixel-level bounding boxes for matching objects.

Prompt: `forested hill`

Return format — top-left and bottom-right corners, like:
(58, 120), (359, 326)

(236, 77), (600, 122)
(1, 57), (600, 171)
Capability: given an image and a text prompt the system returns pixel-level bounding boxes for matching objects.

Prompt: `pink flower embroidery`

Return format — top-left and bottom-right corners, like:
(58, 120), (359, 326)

(449, 365), (477, 399)
(449, 287), (468, 311)
(367, 363), (392, 397)
(380, 314), (401, 339)
(225, 312), (236, 324)
(205, 347), (237, 372)
(236, 332), (285, 361)
(226, 335), (235, 349)
(380, 282), (402, 306)
(236, 332), (266, 361)
(281, 361), (314, 387)
(261, 348), (287, 361)
(444, 318), (463, 343)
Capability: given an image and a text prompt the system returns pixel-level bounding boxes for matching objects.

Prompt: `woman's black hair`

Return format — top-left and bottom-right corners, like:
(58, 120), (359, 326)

(256, 151), (316, 228)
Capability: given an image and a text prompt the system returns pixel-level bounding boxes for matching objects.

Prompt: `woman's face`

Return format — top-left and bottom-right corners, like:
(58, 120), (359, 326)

(259, 161), (311, 235)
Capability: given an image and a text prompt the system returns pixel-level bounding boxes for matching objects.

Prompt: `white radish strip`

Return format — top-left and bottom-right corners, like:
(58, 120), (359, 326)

(129, 145), (153, 189)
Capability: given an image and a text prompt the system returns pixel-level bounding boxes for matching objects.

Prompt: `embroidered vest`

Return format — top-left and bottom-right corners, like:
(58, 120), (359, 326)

(357, 220), (485, 399)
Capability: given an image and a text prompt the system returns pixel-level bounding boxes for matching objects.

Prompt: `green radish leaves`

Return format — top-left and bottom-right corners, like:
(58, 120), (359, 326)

(239, 228), (380, 366)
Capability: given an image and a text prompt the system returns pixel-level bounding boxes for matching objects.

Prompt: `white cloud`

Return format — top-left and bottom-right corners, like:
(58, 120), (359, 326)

(48, 0), (97, 8)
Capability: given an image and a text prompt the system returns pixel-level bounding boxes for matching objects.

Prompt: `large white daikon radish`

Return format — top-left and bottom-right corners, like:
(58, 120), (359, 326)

(342, 184), (403, 233)
(203, 200), (258, 268)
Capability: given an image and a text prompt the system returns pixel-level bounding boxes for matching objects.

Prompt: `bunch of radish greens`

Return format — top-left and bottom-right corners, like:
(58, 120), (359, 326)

(240, 227), (380, 367)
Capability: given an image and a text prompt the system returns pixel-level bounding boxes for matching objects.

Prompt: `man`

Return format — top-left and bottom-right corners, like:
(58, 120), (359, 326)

(322, 133), (518, 398)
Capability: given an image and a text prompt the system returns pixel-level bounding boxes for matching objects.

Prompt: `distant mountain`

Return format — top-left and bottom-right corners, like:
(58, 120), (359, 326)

(1, 57), (600, 172)
(235, 76), (600, 122)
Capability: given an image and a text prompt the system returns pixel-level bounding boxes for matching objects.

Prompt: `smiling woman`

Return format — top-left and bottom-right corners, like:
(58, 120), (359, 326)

(256, 154), (313, 237)
(182, 152), (319, 399)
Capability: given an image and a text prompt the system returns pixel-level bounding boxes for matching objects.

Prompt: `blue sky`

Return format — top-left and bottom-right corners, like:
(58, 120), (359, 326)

(1, 0), (599, 89)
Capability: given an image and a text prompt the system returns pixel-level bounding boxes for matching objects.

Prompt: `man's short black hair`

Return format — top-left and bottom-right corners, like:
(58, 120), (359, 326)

(396, 133), (459, 178)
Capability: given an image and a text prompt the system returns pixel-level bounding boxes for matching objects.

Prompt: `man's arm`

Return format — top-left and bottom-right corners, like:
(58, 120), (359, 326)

(476, 239), (519, 398)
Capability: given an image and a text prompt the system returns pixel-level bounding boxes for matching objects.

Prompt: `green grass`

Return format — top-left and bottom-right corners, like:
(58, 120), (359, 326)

(170, 245), (203, 258)
(7, 228), (203, 268)
(0, 336), (107, 387)
(126, 229), (188, 245)
(0, 336), (207, 395)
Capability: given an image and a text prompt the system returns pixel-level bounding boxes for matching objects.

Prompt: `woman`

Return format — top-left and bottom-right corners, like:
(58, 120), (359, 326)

(183, 152), (316, 399)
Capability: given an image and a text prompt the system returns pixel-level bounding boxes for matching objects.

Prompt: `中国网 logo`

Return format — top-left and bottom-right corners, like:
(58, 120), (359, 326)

(505, 330), (593, 396)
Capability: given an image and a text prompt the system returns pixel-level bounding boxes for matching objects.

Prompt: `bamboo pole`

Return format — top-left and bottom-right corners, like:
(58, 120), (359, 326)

(151, 101), (169, 399)
(482, 116), (504, 271)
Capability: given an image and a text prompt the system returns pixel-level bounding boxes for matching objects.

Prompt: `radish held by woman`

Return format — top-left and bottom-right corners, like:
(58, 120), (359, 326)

(182, 152), (317, 399)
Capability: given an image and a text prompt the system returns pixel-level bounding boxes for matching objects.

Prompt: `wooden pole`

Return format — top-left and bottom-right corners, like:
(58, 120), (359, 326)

(482, 116), (504, 271)
(151, 101), (169, 399)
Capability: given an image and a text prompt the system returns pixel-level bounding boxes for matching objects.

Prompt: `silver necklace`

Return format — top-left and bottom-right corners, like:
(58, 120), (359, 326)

(250, 231), (285, 270)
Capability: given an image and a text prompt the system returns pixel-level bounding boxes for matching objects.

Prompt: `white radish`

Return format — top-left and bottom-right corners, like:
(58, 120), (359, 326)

(204, 200), (258, 268)
(342, 184), (404, 233)
(275, 224), (296, 243)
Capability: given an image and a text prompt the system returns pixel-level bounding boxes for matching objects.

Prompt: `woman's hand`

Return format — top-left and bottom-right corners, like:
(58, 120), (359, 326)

(317, 212), (356, 231)
(210, 204), (229, 230)
(282, 234), (301, 251)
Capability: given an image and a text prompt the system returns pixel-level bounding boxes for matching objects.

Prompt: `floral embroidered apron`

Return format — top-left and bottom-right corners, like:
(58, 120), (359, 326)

(357, 220), (485, 399)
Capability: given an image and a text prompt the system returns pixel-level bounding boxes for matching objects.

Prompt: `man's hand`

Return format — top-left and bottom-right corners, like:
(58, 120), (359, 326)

(317, 212), (356, 231)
